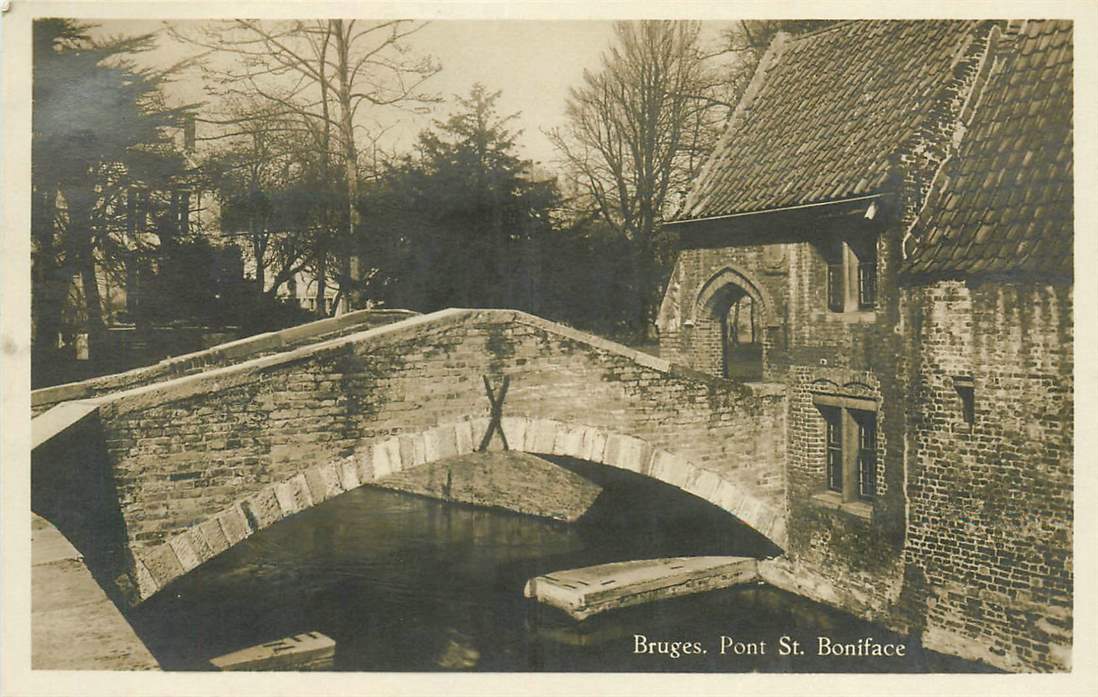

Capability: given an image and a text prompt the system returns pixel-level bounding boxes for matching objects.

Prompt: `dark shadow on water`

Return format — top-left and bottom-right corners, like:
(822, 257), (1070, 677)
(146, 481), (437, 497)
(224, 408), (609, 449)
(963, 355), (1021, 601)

(126, 462), (996, 673)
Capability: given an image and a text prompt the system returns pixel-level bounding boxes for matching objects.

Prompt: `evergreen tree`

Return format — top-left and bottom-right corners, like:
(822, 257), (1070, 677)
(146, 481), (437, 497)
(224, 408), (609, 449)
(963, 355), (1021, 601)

(32, 19), (192, 371)
(365, 85), (559, 311)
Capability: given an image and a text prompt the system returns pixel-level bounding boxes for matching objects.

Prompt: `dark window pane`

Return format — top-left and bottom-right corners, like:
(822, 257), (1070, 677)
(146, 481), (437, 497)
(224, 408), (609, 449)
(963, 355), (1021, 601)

(827, 263), (845, 312)
(179, 191), (191, 235)
(855, 412), (877, 498)
(824, 408), (843, 492)
(858, 261), (877, 309)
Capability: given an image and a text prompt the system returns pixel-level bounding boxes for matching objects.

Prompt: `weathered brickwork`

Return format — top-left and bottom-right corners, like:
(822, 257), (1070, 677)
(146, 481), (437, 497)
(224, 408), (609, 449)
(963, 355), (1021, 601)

(658, 225), (1072, 672)
(660, 221), (911, 625)
(42, 310), (786, 603)
(899, 280), (1073, 670)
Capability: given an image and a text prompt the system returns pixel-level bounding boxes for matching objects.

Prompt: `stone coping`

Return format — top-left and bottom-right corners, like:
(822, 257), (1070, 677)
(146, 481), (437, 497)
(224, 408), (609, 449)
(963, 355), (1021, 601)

(31, 308), (418, 410)
(31, 401), (99, 450)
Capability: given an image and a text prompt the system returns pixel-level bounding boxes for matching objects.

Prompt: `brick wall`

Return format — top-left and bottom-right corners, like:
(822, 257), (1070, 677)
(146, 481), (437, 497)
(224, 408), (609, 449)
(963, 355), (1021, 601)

(658, 213), (912, 620)
(31, 309), (418, 415)
(656, 225), (1073, 671)
(899, 279), (1073, 671)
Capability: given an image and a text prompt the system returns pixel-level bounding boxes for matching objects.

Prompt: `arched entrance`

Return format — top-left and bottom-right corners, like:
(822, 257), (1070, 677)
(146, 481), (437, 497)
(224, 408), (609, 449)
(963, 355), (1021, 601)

(693, 266), (775, 382)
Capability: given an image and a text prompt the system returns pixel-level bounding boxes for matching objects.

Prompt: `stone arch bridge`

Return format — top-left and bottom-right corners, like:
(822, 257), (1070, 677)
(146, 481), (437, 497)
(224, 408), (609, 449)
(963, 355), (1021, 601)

(32, 308), (787, 605)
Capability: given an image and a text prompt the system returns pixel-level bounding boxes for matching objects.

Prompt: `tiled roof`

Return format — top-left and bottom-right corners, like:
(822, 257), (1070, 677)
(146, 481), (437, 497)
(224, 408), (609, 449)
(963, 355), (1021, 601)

(904, 20), (1073, 277)
(678, 21), (983, 220)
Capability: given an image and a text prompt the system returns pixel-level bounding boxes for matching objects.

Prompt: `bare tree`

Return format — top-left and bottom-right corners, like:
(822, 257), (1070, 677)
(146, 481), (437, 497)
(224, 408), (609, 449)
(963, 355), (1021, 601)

(549, 21), (726, 339)
(172, 19), (440, 315)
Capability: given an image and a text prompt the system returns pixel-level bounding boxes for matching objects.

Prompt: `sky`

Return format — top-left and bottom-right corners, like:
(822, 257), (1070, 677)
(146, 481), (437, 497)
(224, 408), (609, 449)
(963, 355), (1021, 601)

(86, 18), (739, 169)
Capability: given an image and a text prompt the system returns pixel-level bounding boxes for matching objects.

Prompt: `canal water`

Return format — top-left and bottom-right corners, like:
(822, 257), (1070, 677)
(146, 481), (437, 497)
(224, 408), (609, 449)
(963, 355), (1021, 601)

(128, 458), (994, 672)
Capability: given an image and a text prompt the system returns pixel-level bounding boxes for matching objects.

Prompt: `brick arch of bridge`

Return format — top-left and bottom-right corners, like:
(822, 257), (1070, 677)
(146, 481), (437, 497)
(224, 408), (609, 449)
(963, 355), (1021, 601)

(130, 416), (787, 602)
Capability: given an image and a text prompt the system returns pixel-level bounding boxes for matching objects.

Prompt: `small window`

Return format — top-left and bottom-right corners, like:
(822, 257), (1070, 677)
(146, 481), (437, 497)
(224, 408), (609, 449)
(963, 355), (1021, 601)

(954, 376), (975, 426)
(857, 261), (877, 309)
(814, 396), (879, 505)
(827, 261), (845, 312)
(823, 234), (878, 312)
(126, 188), (148, 237)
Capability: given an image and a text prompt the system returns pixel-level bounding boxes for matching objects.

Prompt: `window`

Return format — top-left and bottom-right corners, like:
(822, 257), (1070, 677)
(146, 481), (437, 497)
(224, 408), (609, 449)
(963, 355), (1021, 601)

(953, 376), (975, 426)
(823, 234), (877, 312)
(814, 395), (878, 507)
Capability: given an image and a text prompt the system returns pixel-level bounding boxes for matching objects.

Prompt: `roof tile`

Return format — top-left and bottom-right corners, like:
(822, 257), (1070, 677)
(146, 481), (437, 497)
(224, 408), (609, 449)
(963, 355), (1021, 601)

(906, 20), (1073, 277)
(679, 21), (983, 219)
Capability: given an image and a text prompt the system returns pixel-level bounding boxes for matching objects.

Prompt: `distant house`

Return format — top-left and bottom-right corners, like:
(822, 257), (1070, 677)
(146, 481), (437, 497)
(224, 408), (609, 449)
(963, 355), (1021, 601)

(659, 20), (1072, 672)
(99, 115), (225, 326)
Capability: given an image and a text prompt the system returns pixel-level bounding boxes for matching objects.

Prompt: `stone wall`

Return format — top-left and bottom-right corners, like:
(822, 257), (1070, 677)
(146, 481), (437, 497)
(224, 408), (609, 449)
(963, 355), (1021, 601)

(37, 309), (787, 603)
(899, 279), (1073, 671)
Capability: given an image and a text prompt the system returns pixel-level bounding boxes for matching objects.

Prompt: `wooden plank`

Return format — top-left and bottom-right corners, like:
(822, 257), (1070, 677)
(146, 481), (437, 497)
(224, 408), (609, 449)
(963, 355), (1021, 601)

(524, 556), (760, 621)
(210, 631), (335, 671)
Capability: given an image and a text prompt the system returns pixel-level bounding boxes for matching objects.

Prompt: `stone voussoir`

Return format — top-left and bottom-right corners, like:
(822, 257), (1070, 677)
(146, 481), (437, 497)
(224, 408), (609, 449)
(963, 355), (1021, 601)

(398, 432), (428, 469)
(371, 437), (403, 479)
(336, 455), (362, 491)
(138, 543), (185, 589)
(243, 486), (284, 531)
(196, 517), (231, 556)
(216, 504), (253, 545)
(275, 473), (315, 515)
(453, 420), (477, 456)
(167, 533), (203, 573)
(648, 449), (692, 487)
(132, 556), (160, 599)
(304, 461), (345, 504)
(523, 418), (561, 454)
(603, 434), (652, 474)
(684, 467), (723, 503)
(499, 416), (530, 452)
(423, 424), (459, 463)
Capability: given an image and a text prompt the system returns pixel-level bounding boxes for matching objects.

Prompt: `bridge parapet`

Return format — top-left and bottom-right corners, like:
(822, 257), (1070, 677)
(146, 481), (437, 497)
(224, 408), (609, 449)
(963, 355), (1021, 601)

(31, 308), (419, 415)
(32, 308), (787, 604)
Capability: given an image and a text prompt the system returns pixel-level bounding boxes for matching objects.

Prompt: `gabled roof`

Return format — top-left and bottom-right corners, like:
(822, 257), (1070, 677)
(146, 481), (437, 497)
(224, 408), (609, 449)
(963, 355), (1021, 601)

(904, 20), (1073, 278)
(677, 21), (984, 221)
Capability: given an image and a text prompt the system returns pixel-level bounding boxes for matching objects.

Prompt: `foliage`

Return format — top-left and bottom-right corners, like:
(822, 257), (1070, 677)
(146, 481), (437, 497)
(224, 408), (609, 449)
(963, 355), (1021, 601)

(549, 21), (728, 340)
(31, 18), (194, 367)
(173, 19), (441, 315)
(359, 85), (560, 312)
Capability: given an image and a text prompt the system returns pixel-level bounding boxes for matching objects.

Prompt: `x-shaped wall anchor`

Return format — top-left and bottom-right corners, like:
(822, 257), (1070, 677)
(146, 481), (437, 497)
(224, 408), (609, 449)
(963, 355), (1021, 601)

(478, 375), (511, 451)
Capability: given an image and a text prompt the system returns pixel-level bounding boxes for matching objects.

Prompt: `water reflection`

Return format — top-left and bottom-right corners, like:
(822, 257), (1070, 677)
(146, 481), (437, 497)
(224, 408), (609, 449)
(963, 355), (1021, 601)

(128, 461), (993, 673)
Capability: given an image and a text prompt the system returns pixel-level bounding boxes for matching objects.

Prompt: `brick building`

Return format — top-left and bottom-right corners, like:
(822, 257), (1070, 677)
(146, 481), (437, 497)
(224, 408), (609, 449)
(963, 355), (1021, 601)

(658, 20), (1073, 671)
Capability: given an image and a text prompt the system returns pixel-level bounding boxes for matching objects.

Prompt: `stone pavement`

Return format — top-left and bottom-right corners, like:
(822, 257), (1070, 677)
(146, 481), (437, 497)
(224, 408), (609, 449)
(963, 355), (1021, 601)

(31, 514), (159, 670)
